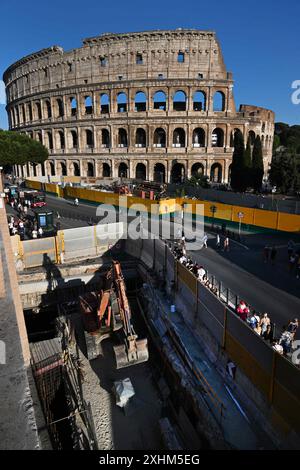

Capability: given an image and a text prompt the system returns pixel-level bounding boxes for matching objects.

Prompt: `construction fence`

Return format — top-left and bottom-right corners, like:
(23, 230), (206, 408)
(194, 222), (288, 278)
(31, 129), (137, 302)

(11, 223), (124, 269)
(26, 178), (300, 232)
(125, 236), (300, 441)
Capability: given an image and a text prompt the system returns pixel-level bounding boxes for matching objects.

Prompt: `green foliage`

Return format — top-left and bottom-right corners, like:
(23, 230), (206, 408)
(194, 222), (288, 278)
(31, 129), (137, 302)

(188, 174), (210, 188)
(269, 153), (297, 194)
(252, 136), (264, 192)
(230, 132), (248, 192)
(275, 123), (300, 152)
(0, 130), (48, 166)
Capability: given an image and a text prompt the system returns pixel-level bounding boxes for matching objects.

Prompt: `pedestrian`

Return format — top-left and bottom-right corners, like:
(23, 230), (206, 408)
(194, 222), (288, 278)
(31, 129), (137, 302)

(8, 221), (13, 235)
(197, 266), (206, 281)
(216, 234), (220, 249)
(224, 237), (230, 252)
(260, 313), (271, 337)
(279, 331), (293, 355)
(236, 301), (249, 321)
(32, 229), (38, 239)
(270, 246), (277, 265)
(287, 318), (298, 338)
(203, 233), (208, 248)
(263, 245), (270, 263)
(38, 227), (43, 238)
(287, 240), (295, 258)
(262, 324), (273, 342)
(289, 253), (296, 273)
(23, 205), (28, 215)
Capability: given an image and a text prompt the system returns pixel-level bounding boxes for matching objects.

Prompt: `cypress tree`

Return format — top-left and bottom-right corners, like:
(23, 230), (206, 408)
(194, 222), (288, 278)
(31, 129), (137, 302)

(243, 136), (252, 189)
(230, 131), (245, 191)
(252, 135), (264, 192)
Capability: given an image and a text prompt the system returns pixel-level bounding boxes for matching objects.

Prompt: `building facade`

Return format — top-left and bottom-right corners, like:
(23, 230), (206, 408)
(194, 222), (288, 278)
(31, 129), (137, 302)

(3, 29), (275, 183)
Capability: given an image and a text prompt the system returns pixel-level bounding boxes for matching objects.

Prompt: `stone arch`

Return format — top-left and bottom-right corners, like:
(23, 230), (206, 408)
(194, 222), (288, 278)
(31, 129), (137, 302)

(213, 91), (225, 112)
(135, 128), (146, 147)
(135, 163), (147, 180)
(70, 97), (77, 116)
(117, 92), (127, 113)
(118, 128), (128, 147)
(173, 90), (187, 111)
(84, 96), (93, 115)
(103, 162), (111, 177)
(210, 163), (222, 183)
(56, 98), (64, 117)
(153, 90), (166, 110)
(134, 91), (147, 112)
(87, 162), (94, 177)
(193, 91), (206, 111)
(72, 161), (80, 176)
(171, 162), (185, 183)
(153, 127), (166, 147)
(192, 128), (205, 147)
(173, 128), (185, 147)
(118, 162), (128, 178)
(59, 161), (67, 176)
(191, 163), (205, 177)
(35, 102), (42, 120)
(46, 131), (53, 150)
(44, 100), (52, 118)
(212, 128), (224, 147)
(153, 163), (166, 183)
(56, 130), (65, 149)
(69, 130), (78, 148)
(248, 130), (256, 145)
(85, 129), (94, 147)
(101, 129), (110, 147)
(100, 93), (110, 114)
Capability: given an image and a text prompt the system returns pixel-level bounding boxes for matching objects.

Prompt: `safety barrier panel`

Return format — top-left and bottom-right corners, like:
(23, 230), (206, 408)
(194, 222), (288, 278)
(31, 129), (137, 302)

(22, 237), (57, 268)
(13, 223), (124, 268)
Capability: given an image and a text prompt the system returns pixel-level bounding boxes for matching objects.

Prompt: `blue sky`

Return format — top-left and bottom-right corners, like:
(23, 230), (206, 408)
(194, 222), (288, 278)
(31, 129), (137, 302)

(1, 0), (299, 128)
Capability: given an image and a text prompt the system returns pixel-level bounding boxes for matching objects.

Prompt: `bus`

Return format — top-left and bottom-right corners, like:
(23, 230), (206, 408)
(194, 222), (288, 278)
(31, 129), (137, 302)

(23, 190), (46, 208)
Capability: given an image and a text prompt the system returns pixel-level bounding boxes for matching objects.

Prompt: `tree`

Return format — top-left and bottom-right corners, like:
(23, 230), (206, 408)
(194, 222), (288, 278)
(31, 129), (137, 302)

(252, 136), (264, 192)
(244, 137), (252, 188)
(0, 130), (48, 167)
(269, 153), (297, 194)
(230, 131), (247, 191)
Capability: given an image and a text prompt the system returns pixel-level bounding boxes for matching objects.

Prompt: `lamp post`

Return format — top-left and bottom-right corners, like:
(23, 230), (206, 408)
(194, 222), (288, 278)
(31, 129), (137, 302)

(237, 211), (244, 236)
(210, 205), (217, 229)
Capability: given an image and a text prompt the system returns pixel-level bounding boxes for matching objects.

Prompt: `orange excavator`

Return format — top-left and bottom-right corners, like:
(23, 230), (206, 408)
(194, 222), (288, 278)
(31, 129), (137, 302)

(79, 261), (148, 368)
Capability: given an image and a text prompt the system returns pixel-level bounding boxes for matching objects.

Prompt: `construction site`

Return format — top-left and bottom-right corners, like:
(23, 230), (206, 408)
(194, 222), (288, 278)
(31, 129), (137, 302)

(1, 176), (300, 452)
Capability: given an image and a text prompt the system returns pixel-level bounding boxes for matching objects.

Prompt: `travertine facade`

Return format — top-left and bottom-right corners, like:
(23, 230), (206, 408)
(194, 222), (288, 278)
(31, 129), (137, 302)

(3, 29), (275, 183)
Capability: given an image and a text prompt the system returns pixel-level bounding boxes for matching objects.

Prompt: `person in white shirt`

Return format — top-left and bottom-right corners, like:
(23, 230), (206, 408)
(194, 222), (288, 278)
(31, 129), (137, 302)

(38, 227), (43, 237)
(197, 266), (206, 281)
(32, 229), (37, 239)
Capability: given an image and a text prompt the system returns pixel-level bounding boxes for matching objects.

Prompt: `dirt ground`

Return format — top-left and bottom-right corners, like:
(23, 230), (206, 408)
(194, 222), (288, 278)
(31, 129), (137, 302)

(78, 337), (163, 450)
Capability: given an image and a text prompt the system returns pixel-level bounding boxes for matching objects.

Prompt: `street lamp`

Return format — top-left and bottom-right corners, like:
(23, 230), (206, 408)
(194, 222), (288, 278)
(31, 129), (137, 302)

(210, 205), (217, 229)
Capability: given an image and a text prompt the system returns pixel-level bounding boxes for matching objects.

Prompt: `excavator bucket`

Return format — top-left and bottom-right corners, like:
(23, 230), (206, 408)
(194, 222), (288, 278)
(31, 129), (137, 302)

(113, 338), (149, 369)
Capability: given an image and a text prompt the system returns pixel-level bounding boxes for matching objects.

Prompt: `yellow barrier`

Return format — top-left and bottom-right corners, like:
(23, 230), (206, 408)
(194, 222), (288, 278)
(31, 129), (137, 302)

(26, 179), (300, 233)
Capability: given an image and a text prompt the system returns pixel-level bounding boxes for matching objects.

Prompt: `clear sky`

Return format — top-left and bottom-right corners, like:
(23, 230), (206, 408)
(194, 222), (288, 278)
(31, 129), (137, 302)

(1, 0), (299, 128)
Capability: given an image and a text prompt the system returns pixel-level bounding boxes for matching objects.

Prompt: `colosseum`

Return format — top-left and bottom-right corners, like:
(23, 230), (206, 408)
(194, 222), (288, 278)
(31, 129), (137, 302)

(3, 29), (275, 184)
